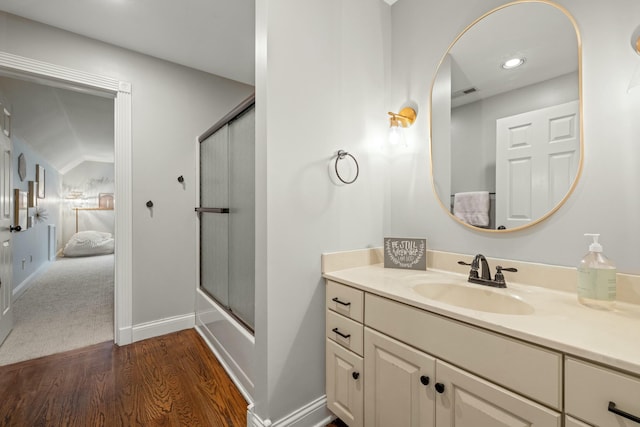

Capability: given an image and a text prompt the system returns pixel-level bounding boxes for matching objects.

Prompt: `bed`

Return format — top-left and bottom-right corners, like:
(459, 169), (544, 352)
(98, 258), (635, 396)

(62, 230), (114, 257)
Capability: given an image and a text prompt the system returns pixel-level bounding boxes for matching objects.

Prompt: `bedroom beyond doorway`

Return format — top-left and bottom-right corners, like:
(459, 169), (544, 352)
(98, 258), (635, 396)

(0, 254), (114, 366)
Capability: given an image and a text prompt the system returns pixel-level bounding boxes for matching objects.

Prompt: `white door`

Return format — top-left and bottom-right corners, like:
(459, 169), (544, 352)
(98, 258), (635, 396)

(435, 360), (561, 427)
(0, 130), (12, 345)
(495, 101), (579, 229)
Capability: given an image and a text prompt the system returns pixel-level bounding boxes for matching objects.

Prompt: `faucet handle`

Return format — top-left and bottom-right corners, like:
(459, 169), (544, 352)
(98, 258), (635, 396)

(458, 260), (479, 279)
(494, 265), (518, 286)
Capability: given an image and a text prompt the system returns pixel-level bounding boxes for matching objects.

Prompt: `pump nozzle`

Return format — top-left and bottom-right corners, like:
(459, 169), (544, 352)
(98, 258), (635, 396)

(584, 233), (602, 252)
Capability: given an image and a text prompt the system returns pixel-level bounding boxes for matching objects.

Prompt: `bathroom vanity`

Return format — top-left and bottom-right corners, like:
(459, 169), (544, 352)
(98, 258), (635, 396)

(323, 249), (640, 427)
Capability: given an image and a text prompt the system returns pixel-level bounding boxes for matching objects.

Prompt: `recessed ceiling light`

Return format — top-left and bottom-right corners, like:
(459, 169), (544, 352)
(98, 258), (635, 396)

(502, 57), (526, 70)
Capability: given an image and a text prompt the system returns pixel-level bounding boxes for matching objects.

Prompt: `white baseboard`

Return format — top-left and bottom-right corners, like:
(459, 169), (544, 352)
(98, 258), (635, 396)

(12, 261), (52, 301)
(248, 396), (332, 427)
(117, 326), (133, 346)
(131, 313), (195, 342)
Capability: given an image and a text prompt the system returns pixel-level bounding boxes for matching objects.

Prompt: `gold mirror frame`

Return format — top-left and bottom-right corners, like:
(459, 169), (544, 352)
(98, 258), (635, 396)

(429, 0), (583, 233)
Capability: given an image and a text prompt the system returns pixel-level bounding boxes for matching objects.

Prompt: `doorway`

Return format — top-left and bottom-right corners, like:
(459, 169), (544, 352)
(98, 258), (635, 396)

(0, 74), (115, 364)
(0, 51), (133, 348)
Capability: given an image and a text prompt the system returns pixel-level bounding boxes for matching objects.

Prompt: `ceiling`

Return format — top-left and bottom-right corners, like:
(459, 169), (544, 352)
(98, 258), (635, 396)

(0, 0), (255, 175)
(448, 3), (578, 108)
(0, 0), (255, 85)
(0, 76), (114, 174)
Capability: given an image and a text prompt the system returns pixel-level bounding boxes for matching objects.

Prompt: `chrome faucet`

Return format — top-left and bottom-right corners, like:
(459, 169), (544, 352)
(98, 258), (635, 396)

(458, 254), (517, 288)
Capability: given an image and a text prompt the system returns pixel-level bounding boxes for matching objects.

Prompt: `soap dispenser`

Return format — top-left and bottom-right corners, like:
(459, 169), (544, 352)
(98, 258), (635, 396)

(577, 233), (616, 310)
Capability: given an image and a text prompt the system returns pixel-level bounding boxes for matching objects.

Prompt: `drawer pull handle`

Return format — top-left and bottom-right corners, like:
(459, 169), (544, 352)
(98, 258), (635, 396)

(420, 375), (430, 386)
(332, 297), (351, 306)
(608, 401), (640, 423)
(332, 327), (351, 339)
(435, 383), (445, 394)
(352, 372), (360, 380)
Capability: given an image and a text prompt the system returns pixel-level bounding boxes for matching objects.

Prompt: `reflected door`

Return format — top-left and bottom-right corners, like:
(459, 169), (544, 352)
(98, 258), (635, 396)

(0, 131), (12, 345)
(495, 101), (579, 229)
(199, 106), (255, 331)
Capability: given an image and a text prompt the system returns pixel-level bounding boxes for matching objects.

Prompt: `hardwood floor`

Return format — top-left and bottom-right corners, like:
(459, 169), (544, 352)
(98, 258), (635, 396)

(0, 329), (247, 426)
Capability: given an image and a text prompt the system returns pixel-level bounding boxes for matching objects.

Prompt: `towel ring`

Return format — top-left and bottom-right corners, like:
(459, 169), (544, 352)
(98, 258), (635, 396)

(334, 150), (359, 184)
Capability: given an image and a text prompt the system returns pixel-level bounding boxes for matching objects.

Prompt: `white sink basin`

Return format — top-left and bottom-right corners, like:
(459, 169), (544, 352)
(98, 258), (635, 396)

(412, 282), (534, 315)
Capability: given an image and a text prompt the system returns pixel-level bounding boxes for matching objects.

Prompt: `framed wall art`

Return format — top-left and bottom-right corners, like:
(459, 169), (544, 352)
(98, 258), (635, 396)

(36, 164), (45, 198)
(13, 189), (27, 230)
(17, 153), (26, 182)
(28, 181), (38, 208)
(99, 192), (114, 209)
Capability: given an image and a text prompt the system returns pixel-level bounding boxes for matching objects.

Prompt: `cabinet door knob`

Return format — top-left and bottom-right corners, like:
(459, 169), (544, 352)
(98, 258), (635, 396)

(352, 372), (360, 380)
(435, 383), (445, 394)
(420, 375), (430, 386)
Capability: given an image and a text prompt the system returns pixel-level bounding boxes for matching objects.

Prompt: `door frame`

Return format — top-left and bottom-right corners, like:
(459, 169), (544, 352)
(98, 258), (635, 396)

(0, 51), (133, 345)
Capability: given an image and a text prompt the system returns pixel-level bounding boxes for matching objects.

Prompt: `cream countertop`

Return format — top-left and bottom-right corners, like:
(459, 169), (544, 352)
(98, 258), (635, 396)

(323, 263), (640, 377)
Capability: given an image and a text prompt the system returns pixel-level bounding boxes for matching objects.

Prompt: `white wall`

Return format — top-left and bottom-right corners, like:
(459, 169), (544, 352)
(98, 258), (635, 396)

(0, 12), (254, 325)
(10, 136), (61, 289)
(254, 0), (388, 423)
(61, 161), (115, 246)
(388, 0), (640, 272)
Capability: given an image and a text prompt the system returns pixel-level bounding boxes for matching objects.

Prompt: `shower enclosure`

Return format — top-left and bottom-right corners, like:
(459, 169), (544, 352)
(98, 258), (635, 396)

(195, 95), (255, 399)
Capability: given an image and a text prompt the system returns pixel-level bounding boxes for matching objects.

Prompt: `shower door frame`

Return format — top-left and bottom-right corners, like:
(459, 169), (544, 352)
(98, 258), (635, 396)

(194, 93), (255, 403)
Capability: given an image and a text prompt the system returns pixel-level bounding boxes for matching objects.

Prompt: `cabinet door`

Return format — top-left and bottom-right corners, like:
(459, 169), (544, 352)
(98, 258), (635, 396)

(565, 416), (593, 427)
(364, 327), (436, 427)
(326, 339), (363, 427)
(435, 360), (561, 427)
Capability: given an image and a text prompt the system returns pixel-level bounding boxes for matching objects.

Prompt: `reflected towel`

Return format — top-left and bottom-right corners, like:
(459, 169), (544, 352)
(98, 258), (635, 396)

(453, 191), (490, 227)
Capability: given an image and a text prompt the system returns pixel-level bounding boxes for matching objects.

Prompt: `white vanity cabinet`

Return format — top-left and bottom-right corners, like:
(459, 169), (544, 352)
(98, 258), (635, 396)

(326, 279), (563, 426)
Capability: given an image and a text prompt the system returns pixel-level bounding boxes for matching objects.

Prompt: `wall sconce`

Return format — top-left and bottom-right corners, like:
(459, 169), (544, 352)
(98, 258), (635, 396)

(628, 25), (640, 92)
(388, 107), (417, 147)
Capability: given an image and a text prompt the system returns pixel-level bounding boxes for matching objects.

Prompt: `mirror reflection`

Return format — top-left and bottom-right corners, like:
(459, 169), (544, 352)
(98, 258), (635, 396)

(430, 1), (582, 231)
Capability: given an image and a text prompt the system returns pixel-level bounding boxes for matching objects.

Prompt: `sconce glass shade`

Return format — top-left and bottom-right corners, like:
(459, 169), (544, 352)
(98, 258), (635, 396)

(388, 123), (405, 146)
(387, 107), (417, 147)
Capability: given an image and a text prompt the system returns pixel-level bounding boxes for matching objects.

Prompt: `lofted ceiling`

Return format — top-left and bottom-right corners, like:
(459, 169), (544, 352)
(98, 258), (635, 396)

(0, 76), (114, 174)
(0, 0), (255, 175)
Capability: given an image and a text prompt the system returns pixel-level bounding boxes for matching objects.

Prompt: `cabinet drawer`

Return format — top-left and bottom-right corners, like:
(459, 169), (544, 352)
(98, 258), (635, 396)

(326, 280), (364, 322)
(566, 358), (640, 426)
(365, 293), (562, 409)
(326, 310), (364, 356)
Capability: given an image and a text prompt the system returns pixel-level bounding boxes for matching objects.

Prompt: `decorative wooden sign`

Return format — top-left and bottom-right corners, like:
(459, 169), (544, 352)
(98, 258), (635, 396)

(384, 237), (427, 270)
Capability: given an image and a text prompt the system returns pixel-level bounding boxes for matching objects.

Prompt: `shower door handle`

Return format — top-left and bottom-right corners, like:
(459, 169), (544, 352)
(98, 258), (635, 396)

(195, 207), (230, 214)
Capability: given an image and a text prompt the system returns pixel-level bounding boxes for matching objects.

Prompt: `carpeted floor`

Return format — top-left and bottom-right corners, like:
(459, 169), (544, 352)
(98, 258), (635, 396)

(0, 254), (114, 366)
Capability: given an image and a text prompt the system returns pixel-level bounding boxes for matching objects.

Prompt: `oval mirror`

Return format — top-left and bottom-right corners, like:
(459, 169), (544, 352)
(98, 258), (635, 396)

(429, 1), (582, 232)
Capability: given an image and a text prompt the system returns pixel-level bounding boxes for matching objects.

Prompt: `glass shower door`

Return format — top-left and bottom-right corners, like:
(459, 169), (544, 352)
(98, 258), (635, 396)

(199, 106), (255, 331)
